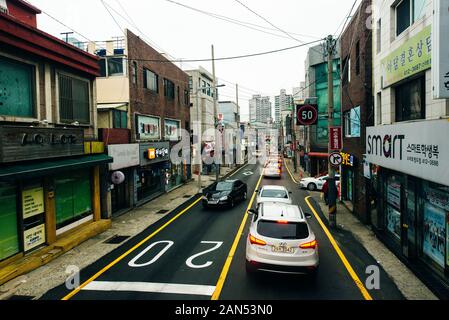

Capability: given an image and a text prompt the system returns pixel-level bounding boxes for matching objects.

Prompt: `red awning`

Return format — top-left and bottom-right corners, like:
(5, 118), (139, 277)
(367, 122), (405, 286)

(307, 152), (329, 158)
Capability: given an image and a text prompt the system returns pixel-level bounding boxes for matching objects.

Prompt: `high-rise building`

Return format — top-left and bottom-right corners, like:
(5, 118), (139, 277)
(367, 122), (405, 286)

(275, 89), (294, 148)
(249, 95), (272, 124)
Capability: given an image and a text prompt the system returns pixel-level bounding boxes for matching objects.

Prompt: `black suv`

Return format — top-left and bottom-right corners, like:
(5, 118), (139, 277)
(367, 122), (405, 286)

(202, 180), (248, 209)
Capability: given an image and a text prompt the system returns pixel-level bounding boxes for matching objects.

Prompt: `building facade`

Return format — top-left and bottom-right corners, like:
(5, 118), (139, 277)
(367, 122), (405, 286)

(93, 30), (191, 216)
(0, 0), (112, 283)
(340, 0), (373, 223)
(249, 94), (272, 124)
(369, 0), (449, 291)
(218, 101), (240, 166)
(304, 43), (342, 176)
(186, 67), (219, 174)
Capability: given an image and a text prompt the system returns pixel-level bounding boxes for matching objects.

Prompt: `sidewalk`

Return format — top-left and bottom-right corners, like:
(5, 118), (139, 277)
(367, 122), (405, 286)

(0, 167), (235, 300)
(284, 159), (437, 300)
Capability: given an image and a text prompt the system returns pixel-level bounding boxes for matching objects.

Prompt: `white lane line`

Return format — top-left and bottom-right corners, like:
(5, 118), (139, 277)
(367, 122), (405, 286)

(83, 281), (216, 296)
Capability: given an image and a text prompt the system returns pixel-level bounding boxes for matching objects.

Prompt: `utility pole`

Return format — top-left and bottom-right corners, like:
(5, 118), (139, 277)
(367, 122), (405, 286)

(236, 84), (240, 167)
(326, 35), (338, 228)
(196, 85), (203, 194)
(212, 44), (220, 182)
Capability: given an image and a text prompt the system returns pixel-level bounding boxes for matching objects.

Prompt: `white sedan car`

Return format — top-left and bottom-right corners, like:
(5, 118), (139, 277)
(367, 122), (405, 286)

(299, 174), (341, 191)
(256, 186), (292, 206)
(246, 203), (319, 277)
(263, 163), (281, 179)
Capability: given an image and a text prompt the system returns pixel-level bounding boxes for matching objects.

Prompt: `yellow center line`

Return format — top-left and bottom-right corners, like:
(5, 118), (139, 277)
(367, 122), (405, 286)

(284, 159), (299, 184)
(211, 173), (264, 301)
(62, 197), (202, 300)
(304, 196), (373, 301)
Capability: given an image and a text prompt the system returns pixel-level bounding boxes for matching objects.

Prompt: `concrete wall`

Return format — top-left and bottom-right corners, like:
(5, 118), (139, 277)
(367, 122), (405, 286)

(372, 0), (448, 125)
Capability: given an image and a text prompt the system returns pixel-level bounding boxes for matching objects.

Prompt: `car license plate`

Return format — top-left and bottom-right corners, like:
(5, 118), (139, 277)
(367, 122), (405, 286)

(272, 246), (295, 254)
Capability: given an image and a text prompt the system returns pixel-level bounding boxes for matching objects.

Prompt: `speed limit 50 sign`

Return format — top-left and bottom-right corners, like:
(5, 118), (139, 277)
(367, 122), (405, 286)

(297, 104), (318, 126)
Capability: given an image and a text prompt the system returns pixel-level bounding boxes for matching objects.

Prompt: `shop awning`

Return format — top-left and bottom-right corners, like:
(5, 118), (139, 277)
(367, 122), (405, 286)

(307, 152), (329, 158)
(97, 103), (128, 111)
(0, 154), (113, 180)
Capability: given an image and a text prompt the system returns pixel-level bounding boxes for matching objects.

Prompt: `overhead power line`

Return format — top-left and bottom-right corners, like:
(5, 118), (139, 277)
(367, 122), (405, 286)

(165, 0), (320, 42)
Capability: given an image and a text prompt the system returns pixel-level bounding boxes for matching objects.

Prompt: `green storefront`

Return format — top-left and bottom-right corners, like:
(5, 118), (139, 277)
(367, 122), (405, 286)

(0, 127), (112, 262)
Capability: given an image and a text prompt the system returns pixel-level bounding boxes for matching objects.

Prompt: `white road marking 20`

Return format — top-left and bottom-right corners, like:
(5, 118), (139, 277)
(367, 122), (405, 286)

(128, 241), (174, 267)
(128, 240), (223, 269)
(186, 241), (223, 269)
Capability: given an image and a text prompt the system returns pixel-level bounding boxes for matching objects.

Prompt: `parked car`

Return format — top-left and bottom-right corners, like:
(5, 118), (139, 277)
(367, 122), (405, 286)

(263, 163), (282, 179)
(299, 174), (341, 191)
(256, 185), (292, 206)
(246, 202), (319, 277)
(202, 179), (248, 209)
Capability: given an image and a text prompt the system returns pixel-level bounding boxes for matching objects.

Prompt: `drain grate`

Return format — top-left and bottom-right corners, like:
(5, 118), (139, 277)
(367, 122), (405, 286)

(104, 235), (130, 244)
(157, 209), (169, 214)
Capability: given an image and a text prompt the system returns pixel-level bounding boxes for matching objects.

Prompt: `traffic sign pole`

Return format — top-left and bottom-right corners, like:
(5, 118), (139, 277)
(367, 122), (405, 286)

(326, 35), (338, 229)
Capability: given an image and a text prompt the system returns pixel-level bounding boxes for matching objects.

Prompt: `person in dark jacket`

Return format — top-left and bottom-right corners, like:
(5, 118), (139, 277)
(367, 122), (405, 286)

(322, 179), (329, 205)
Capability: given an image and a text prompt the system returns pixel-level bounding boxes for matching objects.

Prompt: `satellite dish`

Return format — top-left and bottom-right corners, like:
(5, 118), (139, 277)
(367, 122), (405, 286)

(111, 171), (125, 185)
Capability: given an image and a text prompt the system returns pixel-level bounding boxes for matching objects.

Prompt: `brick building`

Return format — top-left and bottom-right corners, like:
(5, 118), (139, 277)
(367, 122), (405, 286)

(339, 0), (373, 223)
(0, 0), (112, 285)
(94, 29), (191, 216)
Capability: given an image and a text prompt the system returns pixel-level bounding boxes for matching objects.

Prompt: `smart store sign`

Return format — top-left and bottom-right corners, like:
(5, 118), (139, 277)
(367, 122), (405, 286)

(366, 120), (449, 187)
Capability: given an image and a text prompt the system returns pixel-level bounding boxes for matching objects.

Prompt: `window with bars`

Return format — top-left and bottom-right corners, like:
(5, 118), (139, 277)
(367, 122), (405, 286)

(164, 78), (175, 100)
(58, 73), (90, 124)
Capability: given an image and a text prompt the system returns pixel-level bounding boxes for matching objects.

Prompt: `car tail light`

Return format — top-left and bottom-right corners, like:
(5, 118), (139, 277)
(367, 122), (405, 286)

(249, 234), (267, 246)
(277, 169), (281, 174)
(300, 240), (317, 249)
(277, 220), (289, 224)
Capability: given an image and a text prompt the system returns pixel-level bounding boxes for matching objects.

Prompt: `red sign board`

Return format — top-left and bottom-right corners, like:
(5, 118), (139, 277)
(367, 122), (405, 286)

(330, 127), (342, 150)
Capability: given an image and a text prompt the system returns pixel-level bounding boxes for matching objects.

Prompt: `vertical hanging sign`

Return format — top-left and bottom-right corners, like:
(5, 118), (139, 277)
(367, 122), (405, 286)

(433, 0), (449, 99)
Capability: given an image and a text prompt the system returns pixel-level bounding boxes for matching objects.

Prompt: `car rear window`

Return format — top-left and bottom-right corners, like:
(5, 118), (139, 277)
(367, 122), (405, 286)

(257, 220), (309, 240)
(261, 190), (288, 199)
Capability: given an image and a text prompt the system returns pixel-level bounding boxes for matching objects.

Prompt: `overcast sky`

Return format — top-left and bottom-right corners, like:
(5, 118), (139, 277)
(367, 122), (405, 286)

(28, 0), (360, 121)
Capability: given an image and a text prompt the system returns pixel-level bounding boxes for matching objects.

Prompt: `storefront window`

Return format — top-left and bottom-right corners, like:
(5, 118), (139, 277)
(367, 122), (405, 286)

(55, 171), (92, 230)
(422, 183), (448, 269)
(137, 166), (164, 201)
(386, 175), (402, 241)
(0, 183), (19, 261)
(166, 164), (183, 191)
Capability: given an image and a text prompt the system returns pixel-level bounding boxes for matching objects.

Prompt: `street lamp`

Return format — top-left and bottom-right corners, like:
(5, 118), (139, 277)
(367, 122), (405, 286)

(195, 83), (226, 194)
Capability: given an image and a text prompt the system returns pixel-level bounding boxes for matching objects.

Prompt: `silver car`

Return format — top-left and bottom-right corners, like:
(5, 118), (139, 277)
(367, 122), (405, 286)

(245, 203), (319, 277)
(263, 163), (281, 179)
(256, 186), (292, 206)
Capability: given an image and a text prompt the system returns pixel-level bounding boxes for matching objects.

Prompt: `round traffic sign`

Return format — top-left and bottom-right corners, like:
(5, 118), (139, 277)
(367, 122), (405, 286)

(297, 105), (318, 126)
(329, 152), (343, 167)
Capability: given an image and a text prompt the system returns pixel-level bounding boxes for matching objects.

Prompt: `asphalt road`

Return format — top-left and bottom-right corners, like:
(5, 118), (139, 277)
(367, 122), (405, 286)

(41, 161), (404, 300)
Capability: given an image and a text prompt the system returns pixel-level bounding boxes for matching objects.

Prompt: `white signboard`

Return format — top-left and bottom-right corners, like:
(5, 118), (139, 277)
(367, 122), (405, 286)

(432, 0), (449, 99)
(108, 144), (140, 170)
(24, 224), (46, 252)
(366, 120), (449, 187)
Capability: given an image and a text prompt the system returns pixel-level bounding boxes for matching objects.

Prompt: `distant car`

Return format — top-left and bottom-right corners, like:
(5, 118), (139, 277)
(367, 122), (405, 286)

(246, 202), (319, 277)
(263, 163), (281, 179)
(299, 174), (341, 191)
(256, 186), (292, 206)
(202, 179), (248, 208)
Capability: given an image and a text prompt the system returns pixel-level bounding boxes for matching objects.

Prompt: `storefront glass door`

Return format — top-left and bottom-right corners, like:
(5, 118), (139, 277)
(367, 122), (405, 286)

(405, 179), (418, 258)
(421, 183), (448, 271)
(55, 171), (92, 230)
(386, 175), (403, 242)
(0, 183), (19, 261)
